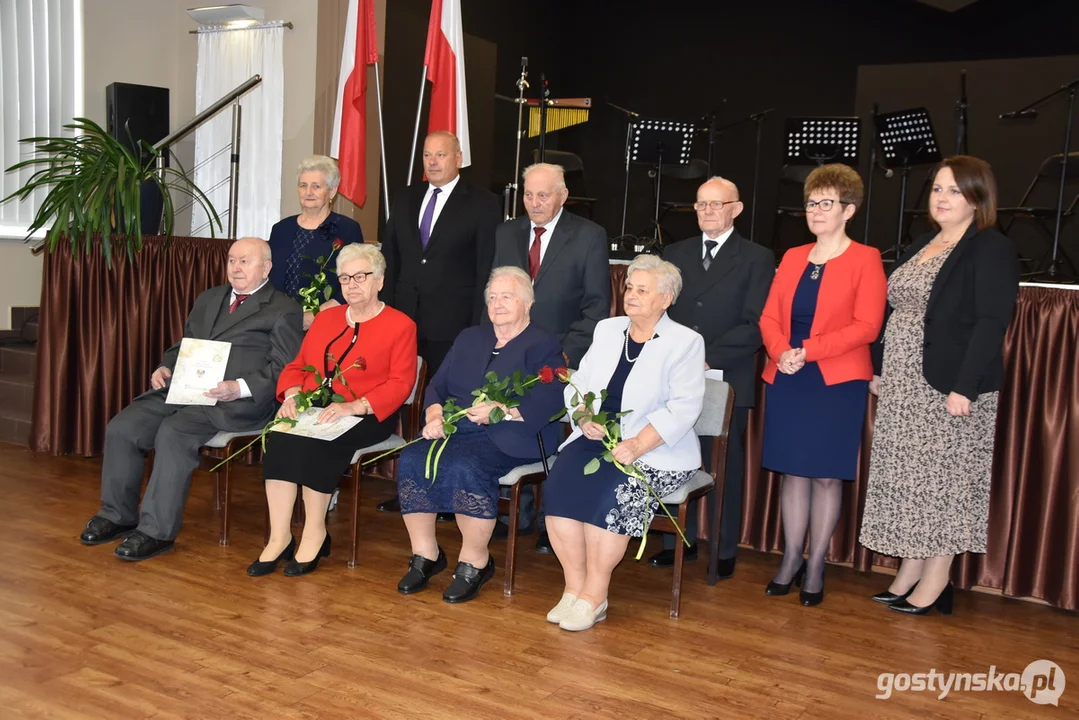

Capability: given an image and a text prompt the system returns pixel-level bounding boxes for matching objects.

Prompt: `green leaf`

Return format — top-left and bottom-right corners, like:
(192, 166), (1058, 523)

(600, 389), (609, 402)
(594, 412), (609, 425)
(602, 450), (614, 462)
(583, 457), (601, 475)
(443, 422), (458, 436)
(323, 285), (333, 301)
(331, 393), (346, 403)
(550, 408), (568, 422)
(302, 365), (317, 373)
(485, 371), (498, 383)
(488, 406), (505, 424)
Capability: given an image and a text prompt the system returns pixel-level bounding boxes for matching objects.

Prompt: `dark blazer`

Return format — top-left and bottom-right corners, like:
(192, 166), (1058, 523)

(664, 230), (774, 408)
(424, 323), (566, 458)
(267, 211), (363, 302)
(381, 179), (501, 342)
(492, 211), (611, 367)
(155, 282), (303, 431)
(873, 223), (1020, 400)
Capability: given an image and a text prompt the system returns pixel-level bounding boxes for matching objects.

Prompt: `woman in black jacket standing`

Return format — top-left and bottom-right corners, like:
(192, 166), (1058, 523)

(859, 155), (1020, 616)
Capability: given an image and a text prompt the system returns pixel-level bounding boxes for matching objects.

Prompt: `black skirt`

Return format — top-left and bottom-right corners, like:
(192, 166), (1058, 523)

(262, 413), (395, 493)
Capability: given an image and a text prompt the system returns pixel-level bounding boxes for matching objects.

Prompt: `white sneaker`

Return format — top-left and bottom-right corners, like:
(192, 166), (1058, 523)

(558, 598), (608, 632)
(546, 592), (578, 624)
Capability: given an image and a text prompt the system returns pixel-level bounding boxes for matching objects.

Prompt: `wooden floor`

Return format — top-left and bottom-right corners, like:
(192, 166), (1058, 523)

(0, 444), (1074, 719)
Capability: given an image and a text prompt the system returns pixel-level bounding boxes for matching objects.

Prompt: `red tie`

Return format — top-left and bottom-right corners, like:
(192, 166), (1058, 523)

(229, 293), (250, 314)
(529, 227), (546, 280)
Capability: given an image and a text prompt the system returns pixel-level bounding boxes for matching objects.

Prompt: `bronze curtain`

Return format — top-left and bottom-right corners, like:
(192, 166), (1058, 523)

(611, 264), (1079, 610)
(31, 235), (230, 456)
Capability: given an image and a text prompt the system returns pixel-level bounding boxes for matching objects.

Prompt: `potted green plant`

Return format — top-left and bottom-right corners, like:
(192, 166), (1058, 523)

(2, 117), (221, 266)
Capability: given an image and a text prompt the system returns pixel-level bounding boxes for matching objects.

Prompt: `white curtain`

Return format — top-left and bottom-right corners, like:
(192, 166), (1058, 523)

(191, 24), (284, 240)
(0, 0), (81, 236)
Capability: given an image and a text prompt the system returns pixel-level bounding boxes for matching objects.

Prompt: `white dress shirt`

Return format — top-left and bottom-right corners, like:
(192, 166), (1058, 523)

(418, 173), (461, 231)
(702, 226), (735, 260)
(529, 207), (565, 266)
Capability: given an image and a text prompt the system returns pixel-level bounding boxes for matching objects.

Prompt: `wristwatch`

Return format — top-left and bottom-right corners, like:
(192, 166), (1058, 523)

(359, 396), (373, 414)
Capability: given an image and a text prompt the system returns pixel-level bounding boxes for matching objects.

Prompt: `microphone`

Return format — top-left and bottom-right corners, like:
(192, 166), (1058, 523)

(1000, 110), (1038, 120)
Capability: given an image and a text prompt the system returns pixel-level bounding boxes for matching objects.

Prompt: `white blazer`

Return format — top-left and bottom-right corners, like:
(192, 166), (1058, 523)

(560, 313), (706, 472)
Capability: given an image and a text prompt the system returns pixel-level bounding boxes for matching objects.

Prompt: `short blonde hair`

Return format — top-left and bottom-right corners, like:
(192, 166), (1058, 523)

(522, 163), (567, 192)
(297, 155), (341, 191)
(486, 266), (535, 305)
(627, 254), (683, 303)
(336, 243), (386, 277)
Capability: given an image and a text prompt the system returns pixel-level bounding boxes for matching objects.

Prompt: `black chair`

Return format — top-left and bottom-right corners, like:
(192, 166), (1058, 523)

(530, 149), (597, 218)
(997, 153), (1079, 274)
(658, 158), (710, 224)
(770, 165), (815, 251)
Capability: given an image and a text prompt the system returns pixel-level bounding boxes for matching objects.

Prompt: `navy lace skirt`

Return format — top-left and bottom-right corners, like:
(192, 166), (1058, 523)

(397, 420), (525, 519)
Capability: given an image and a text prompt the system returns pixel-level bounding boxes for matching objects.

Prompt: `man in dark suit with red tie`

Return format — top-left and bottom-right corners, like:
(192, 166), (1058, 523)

(377, 130), (501, 514)
(650, 176), (774, 578)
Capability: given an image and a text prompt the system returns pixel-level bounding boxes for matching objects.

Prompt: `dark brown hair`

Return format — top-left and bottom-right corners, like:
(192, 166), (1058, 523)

(803, 163), (865, 209)
(931, 155), (998, 230)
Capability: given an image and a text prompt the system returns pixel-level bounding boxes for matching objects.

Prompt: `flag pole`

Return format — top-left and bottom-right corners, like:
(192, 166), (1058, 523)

(406, 65), (428, 186)
(373, 60), (391, 221)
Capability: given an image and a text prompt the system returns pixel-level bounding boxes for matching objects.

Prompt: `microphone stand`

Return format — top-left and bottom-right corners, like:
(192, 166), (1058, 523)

(956, 70), (969, 155)
(606, 100), (639, 239)
(864, 102), (880, 244)
(714, 108), (774, 242)
(508, 57), (529, 220)
(1002, 78), (1079, 282)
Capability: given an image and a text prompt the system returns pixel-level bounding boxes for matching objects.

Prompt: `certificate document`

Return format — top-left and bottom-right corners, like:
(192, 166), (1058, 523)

(705, 369), (724, 382)
(271, 407), (362, 441)
(165, 338), (232, 406)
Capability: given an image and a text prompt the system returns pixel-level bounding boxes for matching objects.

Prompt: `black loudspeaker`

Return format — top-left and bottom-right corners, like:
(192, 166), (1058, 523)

(106, 82), (170, 235)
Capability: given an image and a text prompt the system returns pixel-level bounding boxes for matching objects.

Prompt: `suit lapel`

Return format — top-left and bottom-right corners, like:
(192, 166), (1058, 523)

(685, 232), (741, 300)
(515, 219), (530, 266)
(425, 181), (467, 254)
(535, 213), (573, 284)
(210, 283), (273, 339)
(407, 183), (427, 252)
(926, 222), (979, 313)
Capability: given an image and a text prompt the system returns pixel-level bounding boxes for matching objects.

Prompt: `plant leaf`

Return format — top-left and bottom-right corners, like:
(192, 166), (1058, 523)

(583, 457), (601, 475)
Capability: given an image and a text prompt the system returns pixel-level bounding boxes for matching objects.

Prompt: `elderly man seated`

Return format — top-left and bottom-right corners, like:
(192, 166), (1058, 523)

(79, 237), (303, 561)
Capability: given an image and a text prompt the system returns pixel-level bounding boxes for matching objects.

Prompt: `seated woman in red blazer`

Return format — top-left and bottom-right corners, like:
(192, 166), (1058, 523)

(247, 243), (417, 578)
(758, 164), (886, 606)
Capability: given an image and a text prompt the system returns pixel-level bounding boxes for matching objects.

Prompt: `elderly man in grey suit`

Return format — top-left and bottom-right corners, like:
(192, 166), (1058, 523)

(492, 162), (611, 551)
(80, 237), (303, 561)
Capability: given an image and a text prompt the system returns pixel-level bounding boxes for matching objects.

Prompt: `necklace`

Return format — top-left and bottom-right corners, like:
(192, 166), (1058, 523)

(809, 240), (849, 281)
(623, 328), (655, 363)
(347, 302), (385, 326)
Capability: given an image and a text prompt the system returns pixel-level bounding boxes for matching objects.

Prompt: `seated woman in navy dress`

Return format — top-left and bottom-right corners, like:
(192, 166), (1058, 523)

(268, 155), (364, 330)
(543, 255), (706, 632)
(395, 266), (565, 604)
(758, 164), (886, 606)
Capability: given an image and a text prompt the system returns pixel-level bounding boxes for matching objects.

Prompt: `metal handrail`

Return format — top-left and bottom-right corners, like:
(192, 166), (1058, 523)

(154, 75), (261, 152)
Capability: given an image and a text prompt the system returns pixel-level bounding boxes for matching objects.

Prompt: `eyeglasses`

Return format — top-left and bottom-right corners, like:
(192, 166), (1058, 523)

(804, 199), (850, 212)
(693, 200), (739, 211)
(338, 271), (375, 285)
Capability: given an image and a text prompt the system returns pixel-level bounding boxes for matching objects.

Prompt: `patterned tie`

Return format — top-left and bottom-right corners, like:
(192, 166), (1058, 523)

(419, 187), (441, 249)
(229, 293), (250, 314)
(703, 239), (718, 271)
(529, 227), (546, 280)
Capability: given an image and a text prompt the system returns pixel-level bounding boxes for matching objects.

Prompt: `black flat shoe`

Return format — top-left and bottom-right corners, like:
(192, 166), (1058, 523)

(535, 531), (553, 555)
(890, 582), (954, 616)
(377, 496), (400, 512)
(647, 543), (699, 568)
(872, 581), (918, 605)
(247, 537), (296, 577)
(765, 562), (805, 596)
(491, 520), (534, 540)
(283, 534), (332, 577)
(436, 512), (455, 523)
(398, 546), (448, 594)
(114, 530), (175, 561)
(80, 515), (138, 545)
(716, 556), (737, 580)
(442, 557), (496, 603)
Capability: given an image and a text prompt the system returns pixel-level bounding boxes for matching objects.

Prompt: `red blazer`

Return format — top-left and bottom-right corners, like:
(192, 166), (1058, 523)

(760, 242), (886, 385)
(276, 304), (418, 422)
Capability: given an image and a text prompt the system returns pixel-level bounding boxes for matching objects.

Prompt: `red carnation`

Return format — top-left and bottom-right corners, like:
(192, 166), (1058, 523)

(332, 238), (345, 251)
(555, 366), (570, 382)
(537, 366), (555, 384)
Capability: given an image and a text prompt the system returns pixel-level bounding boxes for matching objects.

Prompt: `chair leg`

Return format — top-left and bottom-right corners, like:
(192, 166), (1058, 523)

(349, 464), (362, 568)
(219, 460), (231, 546)
(671, 502), (691, 619)
(708, 480), (725, 586)
(505, 483), (521, 596)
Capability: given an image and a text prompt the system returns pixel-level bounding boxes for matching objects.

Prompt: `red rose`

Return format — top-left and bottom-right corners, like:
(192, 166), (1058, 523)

(537, 366), (555, 384)
(555, 366), (570, 382)
(356, 357), (367, 371)
(332, 238), (345, 251)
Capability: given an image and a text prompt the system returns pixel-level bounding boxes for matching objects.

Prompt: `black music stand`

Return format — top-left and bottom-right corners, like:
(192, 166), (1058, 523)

(631, 119), (695, 247)
(875, 107), (942, 261)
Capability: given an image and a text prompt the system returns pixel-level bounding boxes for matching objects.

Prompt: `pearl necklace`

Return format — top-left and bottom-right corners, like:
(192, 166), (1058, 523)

(624, 328), (655, 363)
(347, 302), (386, 326)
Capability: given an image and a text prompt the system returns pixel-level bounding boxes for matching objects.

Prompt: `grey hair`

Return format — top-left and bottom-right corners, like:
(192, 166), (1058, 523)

(296, 154), (341, 192)
(522, 163), (567, 192)
(485, 265), (535, 306)
(336, 243), (386, 277)
(701, 175), (740, 201)
(626, 254), (683, 303)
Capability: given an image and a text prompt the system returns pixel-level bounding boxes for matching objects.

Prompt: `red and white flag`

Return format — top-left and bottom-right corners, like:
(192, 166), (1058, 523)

(331, 0), (379, 206)
(423, 0), (470, 167)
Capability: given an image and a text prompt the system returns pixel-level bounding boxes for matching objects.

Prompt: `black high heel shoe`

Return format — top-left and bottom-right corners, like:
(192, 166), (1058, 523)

(872, 581), (918, 605)
(890, 582), (954, 616)
(247, 537), (296, 576)
(800, 574), (824, 607)
(765, 562), (806, 596)
(284, 534), (332, 577)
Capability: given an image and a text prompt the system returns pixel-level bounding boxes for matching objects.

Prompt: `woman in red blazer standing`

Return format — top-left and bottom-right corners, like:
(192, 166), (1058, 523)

(758, 164), (886, 606)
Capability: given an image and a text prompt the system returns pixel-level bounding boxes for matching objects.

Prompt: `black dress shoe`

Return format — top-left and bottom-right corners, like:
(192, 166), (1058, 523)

(872, 582), (918, 605)
(716, 556), (737, 580)
(535, 531), (553, 554)
(647, 543), (699, 568)
(765, 562), (806, 596)
(436, 512), (455, 523)
(800, 578), (825, 607)
(114, 531), (175, 561)
(247, 537), (296, 577)
(283, 534), (332, 577)
(377, 496), (400, 512)
(442, 557), (496, 603)
(890, 582), (954, 616)
(491, 520), (534, 540)
(398, 546), (448, 594)
(80, 515), (137, 545)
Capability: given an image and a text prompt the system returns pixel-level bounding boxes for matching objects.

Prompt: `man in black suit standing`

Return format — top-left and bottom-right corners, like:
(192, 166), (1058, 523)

(649, 177), (774, 579)
(491, 162), (611, 551)
(377, 130), (501, 514)
(80, 237), (303, 560)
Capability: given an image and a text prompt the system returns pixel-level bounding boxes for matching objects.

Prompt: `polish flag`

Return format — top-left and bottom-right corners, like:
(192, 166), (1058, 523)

(331, 0), (379, 206)
(423, 0), (470, 167)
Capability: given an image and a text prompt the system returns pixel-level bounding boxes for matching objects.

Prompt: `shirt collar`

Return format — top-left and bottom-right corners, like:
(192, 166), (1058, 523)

(702, 226), (735, 254)
(232, 278), (270, 298)
(531, 207), (565, 236)
(429, 173), (461, 198)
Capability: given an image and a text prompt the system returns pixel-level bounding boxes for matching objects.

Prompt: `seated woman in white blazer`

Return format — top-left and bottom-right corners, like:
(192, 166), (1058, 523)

(543, 254), (706, 631)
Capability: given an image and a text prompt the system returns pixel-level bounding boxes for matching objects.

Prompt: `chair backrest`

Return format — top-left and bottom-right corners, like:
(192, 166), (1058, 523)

(1037, 152), (1079, 180)
(403, 357), (428, 438)
(661, 158), (709, 181)
(531, 148), (585, 174)
(694, 379), (734, 438)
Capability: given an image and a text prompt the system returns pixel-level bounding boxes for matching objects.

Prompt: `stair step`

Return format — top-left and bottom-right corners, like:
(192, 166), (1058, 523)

(0, 345), (36, 376)
(0, 374), (34, 417)
(24, 321), (37, 343)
